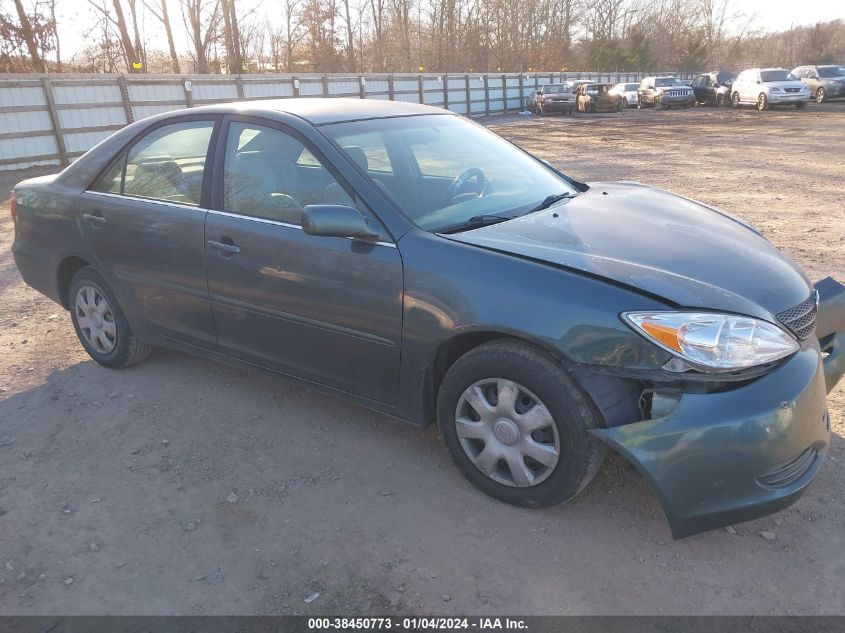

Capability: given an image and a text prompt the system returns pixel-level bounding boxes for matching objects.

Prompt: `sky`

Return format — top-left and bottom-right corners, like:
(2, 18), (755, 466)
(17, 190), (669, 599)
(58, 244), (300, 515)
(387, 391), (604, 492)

(50, 0), (845, 61)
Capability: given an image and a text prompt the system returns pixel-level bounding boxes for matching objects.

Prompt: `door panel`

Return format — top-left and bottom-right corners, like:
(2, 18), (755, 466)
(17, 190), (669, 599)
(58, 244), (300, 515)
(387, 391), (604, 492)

(205, 118), (403, 404)
(78, 192), (216, 347)
(204, 213), (403, 403)
(79, 118), (217, 347)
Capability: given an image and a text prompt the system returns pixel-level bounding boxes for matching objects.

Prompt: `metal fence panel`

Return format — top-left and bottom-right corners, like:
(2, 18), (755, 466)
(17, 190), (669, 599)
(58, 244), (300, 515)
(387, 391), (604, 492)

(0, 69), (687, 170)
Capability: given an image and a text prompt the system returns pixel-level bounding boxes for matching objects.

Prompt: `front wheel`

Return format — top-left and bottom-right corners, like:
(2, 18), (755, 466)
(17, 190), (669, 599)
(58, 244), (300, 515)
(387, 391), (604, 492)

(816, 87), (826, 103)
(437, 340), (605, 507)
(621, 97), (628, 109)
(716, 94), (726, 108)
(69, 267), (152, 368)
(796, 101), (807, 110)
(757, 93), (769, 111)
(732, 92), (741, 108)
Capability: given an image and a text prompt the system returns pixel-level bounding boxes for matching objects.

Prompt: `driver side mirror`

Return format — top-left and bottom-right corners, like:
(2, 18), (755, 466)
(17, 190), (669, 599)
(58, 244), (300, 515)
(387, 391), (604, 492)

(302, 204), (379, 241)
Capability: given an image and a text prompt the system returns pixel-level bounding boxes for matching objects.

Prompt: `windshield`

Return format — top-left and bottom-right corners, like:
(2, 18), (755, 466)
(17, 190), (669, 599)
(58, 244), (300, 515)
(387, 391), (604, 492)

(761, 70), (797, 82)
(655, 77), (682, 87)
(543, 84), (566, 94)
(322, 114), (579, 232)
(819, 67), (844, 78)
(624, 84), (639, 90)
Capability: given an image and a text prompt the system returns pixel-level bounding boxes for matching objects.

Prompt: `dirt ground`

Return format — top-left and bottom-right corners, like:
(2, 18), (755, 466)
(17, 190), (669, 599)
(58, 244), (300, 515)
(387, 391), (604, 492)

(1, 102), (844, 616)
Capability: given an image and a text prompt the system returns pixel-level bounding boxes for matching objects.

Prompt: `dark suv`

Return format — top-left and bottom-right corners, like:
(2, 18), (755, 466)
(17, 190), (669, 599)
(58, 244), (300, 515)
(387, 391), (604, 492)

(531, 84), (576, 116)
(637, 76), (696, 109)
(689, 69), (735, 107)
(792, 65), (845, 103)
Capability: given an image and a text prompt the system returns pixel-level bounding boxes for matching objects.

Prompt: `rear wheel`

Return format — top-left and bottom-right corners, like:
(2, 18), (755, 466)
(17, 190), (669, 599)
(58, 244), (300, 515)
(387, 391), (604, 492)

(816, 87), (826, 103)
(69, 267), (152, 368)
(437, 339), (605, 508)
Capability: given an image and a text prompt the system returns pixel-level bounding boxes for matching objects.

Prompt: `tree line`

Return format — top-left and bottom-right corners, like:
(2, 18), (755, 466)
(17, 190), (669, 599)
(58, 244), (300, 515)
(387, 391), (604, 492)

(2, 0), (844, 74)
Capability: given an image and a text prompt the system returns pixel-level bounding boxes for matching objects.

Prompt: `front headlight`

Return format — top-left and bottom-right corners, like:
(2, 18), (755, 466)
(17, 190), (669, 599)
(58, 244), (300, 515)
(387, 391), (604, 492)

(623, 311), (799, 372)
(769, 87), (781, 93)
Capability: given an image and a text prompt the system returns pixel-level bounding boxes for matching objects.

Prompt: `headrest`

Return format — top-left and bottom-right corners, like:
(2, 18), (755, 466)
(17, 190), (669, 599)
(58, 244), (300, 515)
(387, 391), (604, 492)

(343, 146), (368, 172)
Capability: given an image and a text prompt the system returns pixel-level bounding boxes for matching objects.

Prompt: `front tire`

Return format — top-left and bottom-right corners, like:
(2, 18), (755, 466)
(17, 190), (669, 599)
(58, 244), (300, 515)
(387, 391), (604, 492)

(732, 92), (741, 108)
(69, 267), (152, 368)
(816, 87), (826, 103)
(437, 339), (605, 508)
(621, 97), (628, 109)
(757, 93), (769, 111)
(796, 101), (807, 110)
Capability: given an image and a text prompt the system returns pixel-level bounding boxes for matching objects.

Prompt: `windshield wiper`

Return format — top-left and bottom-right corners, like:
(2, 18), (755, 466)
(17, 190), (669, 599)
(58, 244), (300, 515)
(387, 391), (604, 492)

(530, 192), (578, 213)
(438, 214), (514, 234)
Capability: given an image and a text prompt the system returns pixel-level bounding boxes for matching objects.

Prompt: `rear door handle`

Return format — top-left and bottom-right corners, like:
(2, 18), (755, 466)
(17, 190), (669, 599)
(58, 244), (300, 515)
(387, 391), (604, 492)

(207, 239), (242, 255)
(82, 213), (106, 227)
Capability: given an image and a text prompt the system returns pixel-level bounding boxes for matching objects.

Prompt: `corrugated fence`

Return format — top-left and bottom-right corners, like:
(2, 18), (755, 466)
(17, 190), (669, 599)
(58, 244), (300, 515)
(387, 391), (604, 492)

(0, 71), (677, 171)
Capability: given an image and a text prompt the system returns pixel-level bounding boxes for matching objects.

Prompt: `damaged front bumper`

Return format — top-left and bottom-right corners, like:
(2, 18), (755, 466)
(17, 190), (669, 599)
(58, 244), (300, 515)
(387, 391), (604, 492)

(592, 277), (845, 539)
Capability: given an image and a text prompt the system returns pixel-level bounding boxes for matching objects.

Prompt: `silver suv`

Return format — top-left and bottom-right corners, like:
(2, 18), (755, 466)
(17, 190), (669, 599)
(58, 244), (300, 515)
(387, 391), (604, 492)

(731, 68), (810, 110)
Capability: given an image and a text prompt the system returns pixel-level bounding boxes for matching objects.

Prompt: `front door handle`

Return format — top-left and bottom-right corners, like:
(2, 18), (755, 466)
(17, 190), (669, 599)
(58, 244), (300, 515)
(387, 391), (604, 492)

(82, 213), (106, 228)
(207, 239), (242, 255)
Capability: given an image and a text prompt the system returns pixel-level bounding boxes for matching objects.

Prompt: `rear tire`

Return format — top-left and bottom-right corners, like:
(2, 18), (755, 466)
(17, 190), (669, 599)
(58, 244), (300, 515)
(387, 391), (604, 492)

(437, 339), (605, 508)
(68, 267), (152, 369)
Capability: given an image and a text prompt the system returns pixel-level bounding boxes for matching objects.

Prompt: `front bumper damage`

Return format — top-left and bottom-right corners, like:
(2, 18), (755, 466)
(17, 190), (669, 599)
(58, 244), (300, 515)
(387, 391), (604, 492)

(592, 277), (845, 538)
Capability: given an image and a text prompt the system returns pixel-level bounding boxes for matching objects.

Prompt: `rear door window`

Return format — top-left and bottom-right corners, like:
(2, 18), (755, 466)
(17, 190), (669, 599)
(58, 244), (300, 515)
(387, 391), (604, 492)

(120, 121), (214, 206)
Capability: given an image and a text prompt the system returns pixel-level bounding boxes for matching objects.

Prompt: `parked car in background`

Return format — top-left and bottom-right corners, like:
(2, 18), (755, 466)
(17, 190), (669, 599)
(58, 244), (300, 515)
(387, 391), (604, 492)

(532, 84), (576, 116)
(637, 76), (696, 109)
(791, 65), (845, 103)
(575, 83), (623, 113)
(609, 82), (639, 108)
(731, 68), (810, 110)
(13, 99), (845, 538)
(690, 68), (736, 107)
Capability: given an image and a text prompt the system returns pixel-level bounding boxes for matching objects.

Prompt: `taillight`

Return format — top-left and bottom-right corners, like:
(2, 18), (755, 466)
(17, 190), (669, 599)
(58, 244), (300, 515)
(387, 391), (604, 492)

(9, 190), (15, 224)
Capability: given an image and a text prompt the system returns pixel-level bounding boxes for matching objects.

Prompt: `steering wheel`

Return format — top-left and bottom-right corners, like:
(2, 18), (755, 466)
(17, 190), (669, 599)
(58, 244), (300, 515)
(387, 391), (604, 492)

(442, 168), (486, 205)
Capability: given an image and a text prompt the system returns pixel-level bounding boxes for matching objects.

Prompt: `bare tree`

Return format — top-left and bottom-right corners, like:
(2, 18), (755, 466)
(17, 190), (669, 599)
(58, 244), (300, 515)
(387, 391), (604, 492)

(142, 0), (182, 73)
(12, 0), (46, 71)
(179, 0), (222, 73)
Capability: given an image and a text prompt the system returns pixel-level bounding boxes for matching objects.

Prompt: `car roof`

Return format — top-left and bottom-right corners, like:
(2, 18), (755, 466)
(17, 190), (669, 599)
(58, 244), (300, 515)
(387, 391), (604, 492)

(188, 97), (450, 125)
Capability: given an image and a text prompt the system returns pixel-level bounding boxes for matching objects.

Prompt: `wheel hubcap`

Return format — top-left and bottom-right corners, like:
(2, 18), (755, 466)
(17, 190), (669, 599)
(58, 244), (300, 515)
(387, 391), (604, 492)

(455, 379), (560, 488)
(75, 285), (116, 354)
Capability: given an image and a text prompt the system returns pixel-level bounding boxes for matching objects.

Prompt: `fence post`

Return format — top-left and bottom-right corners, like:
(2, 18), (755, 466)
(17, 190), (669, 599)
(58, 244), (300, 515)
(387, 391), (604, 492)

(502, 74), (508, 113)
(464, 74), (471, 116)
(388, 74), (395, 100)
(40, 77), (68, 166)
(292, 77), (300, 97)
(322, 74), (329, 97)
(117, 74), (133, 124)
(182, 78), (194, 107)
(235, 75), (245, 100)
(442, 74), (449, 110)
(484, 74), (490, 116)
(418, 75), (424, 104)
(359, 76), (365, 99)
(518, 74), (524, 110)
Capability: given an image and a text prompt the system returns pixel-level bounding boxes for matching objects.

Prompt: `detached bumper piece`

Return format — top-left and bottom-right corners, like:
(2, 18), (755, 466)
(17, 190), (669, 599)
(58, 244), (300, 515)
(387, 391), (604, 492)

(593, 346), (829, 538)
(592, 277), (845, 539)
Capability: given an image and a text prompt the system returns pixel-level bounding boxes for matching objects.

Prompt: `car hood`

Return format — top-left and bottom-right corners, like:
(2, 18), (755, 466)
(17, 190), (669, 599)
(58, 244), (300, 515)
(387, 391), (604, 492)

(445, 182), (813, 320)
(765, 80), (805, 90)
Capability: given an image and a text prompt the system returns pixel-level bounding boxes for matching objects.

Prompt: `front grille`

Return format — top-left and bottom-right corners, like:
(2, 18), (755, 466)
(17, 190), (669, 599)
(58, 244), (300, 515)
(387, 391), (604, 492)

(776, 294), (817, 340)
(784, 88), (800, 93)
(757, 447), (817, 488)
(667, 89), (690, 97)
